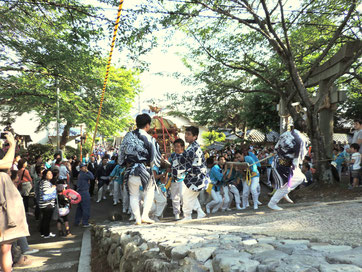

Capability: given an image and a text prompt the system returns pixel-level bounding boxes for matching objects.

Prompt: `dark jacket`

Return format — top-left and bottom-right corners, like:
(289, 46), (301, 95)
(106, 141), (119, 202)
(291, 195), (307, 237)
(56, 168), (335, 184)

(87, 162), (97, 177)
(96, 164), (111, 180)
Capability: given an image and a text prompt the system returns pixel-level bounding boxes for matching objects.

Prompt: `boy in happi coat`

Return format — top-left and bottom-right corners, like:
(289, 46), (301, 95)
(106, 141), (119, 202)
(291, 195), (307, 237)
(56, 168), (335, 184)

(168, 138), (187, 220)
(172, 126), (209, 221)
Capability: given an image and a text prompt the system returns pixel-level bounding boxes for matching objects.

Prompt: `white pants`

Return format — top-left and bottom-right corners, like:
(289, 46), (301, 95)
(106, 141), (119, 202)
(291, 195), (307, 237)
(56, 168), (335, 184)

(242, 176), (260, 208)
(269, 168), (306, 205)
(221, 185), (231, 210)
(193, 199), (202, 212)
(228, 184), (241, 207)
(266, 167), (272, 186)
(122, 183), (130, 212)
(170, 182), (183, 215)
(182, 184), (200, 218)
(198, 189), (207, 207)
(151, 189), (167, 217)
(128, 176), (155, 222)
(113, 181), (122, 202)
(108, 180), (114, 195)
(206, 190), (223, 213)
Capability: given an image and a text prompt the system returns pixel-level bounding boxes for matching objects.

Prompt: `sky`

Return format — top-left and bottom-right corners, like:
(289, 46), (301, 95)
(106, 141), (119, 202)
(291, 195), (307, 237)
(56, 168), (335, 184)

(88, 0), (362, 116)
(88, 0), (192, 114)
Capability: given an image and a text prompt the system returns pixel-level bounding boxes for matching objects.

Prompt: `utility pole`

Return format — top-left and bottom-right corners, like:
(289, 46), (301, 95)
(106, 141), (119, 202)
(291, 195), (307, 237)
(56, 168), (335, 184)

(80, 124), (83, 161)
(56, 85), (60, 153)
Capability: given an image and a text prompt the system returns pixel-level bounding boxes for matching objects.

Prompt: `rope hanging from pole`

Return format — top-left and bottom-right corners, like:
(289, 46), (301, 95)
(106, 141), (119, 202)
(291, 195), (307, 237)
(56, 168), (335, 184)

(90, 0), (125, 155)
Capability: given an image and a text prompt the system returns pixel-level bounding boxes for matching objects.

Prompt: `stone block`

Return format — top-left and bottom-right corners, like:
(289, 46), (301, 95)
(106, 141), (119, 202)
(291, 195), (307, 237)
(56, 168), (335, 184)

(143, 258), (176, 272)
(212, 254), (259, 272)
(257, 237), (276, 244)
(327, 247), (362, 267)
(120, 233), (131, 245)
(319, 264), (362, 272)
(190, 247), (217, 263)
(245, 243), (275, 254)
(111, 233), (121, 246)
(253, 250), (288, 265)
(310, 244), (352, 254)
(100, 237), (112, 252)
(139, 242), (148, 251)
(147, 241), (158, 249)
(283, 254), (328, 268)
(204, 259), (214, 272)
(274, 263), (319, 272)
(113, 246), (122, 268)
(242, 239), (258, 246)
(149, 247), (160, 253)
(280, 239), (310, 246)
(275, 243), (309, 255)
(171, 245), (191, 261)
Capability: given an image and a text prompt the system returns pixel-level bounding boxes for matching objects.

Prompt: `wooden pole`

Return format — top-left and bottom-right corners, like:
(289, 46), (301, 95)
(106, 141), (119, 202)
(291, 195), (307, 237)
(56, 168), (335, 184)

(80, 125), (83, 162)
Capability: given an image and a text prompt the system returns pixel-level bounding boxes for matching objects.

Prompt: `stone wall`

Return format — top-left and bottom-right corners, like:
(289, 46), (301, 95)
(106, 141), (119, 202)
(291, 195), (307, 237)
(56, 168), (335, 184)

(92, 223), (362, 272)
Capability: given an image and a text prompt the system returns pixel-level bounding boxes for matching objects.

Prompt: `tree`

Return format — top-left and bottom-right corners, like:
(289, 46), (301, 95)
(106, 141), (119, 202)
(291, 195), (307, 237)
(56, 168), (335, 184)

(112, 0), (361, 183)
(0, 0), (140, 149)
(202, 130), (226, 146)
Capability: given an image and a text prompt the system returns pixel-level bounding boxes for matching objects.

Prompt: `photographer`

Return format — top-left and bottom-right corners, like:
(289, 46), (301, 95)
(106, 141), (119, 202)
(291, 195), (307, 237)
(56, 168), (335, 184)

(0, 132), (29, 272)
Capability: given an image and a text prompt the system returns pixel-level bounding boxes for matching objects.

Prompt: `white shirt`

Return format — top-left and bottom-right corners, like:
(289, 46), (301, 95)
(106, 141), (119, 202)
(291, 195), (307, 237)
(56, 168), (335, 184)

(352, 129), (362, 153)
(351, 152), (361, 170)
(59, 164), (69, 179)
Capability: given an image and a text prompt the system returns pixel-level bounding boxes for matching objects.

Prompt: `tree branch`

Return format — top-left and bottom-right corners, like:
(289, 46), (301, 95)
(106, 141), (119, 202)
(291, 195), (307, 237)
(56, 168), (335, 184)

(303, 0), (357, 82)
(214, 82), (279, 96)
(288, 0), (317, 29)
(279, 0), (292, 53)
(187, 28), (279, 90)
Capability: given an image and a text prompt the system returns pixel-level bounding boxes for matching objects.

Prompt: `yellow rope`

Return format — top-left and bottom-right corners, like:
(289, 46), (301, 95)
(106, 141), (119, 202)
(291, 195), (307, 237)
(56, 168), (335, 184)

(90, 0), (125, 154)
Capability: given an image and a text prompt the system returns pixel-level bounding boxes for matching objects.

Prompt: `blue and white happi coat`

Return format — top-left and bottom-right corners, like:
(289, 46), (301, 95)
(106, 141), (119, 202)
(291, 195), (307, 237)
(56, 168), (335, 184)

(118, 129), (161, 191)
(172, 141), (210, 192)
(271, 129), (307, 189)
(169, 152), (186, 183)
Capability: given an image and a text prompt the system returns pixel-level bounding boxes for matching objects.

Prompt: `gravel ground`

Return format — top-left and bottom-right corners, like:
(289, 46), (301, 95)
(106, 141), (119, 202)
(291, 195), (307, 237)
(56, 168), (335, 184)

(181, 198), (362, 247)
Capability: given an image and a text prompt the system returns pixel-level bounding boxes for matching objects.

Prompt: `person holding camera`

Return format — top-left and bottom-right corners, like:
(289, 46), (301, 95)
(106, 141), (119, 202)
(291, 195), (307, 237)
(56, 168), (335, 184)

(0, 132), (30, 272)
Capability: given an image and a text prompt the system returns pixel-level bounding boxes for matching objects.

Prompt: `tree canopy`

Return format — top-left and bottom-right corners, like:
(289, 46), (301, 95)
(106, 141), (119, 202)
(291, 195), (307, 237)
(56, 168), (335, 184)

(0, 0), (140, 148)
(202, 130), (226, 146)
(109, 0), (361, 183)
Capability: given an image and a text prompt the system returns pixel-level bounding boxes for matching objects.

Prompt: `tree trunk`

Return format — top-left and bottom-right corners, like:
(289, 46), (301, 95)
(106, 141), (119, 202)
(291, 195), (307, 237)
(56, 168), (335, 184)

(307, 108), (334, 184)
(319, 108), (334, 159)
(60, 122), (72, 150)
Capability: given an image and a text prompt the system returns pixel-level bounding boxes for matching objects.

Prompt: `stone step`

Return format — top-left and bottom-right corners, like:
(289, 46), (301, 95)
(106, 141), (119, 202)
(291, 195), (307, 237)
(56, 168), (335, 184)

(13, 238), (82, 272)
(13, 260), (79, 271)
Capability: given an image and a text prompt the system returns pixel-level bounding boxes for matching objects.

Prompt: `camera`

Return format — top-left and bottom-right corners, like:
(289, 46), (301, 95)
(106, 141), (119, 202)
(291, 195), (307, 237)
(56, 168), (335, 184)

(0, 132), (8, 140)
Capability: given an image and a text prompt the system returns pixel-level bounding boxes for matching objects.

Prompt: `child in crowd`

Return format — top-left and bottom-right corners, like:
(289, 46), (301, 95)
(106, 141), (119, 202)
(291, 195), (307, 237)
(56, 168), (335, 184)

(107, 155), (117, 197)
(169, 139), (186, 220)
(221, 162), (233, 211)
(235, 149), (261, 210)
(301, 162), (313, 187)
(349, 143), (361, 188)
(110, 164), (125, 206)
(171, 126), (208, 221)
(56, 184), (72, 237)
(151, 160), (168, 221)
(226, 161), (242, 210)
(206, 156), (227, 214)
